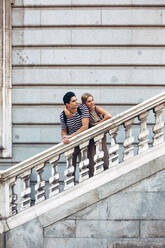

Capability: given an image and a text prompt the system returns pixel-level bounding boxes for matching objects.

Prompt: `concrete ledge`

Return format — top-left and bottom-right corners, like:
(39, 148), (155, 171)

(2, 142), (165, 232)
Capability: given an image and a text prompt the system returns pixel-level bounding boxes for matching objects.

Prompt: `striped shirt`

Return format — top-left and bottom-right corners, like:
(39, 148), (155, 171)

(60, 104), (90, 135)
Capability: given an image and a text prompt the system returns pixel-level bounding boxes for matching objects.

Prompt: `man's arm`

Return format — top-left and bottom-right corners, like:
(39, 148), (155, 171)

(62, 118), (89, 144)
(61, 129), (70, 144)
(70, 118), (89, 137)
(60, 104), (89, 144)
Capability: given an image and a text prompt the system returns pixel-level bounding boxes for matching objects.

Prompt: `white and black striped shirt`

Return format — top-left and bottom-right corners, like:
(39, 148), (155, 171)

(60, 104), (90, 135)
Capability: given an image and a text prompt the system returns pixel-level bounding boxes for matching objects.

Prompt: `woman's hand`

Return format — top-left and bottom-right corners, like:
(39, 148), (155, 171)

(92, 121), (101, 126)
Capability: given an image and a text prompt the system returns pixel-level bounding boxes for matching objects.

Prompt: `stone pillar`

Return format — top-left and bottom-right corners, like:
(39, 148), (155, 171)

(0, 179), (10, 218)
(0, 0), (3, 152)
(0, 0), (12, 158)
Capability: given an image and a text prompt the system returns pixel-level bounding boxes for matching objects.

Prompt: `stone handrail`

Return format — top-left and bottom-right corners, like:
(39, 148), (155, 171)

(0, 91), (165, 218)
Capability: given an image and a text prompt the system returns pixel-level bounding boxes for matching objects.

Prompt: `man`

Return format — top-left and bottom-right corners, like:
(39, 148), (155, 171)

(60, 92), (90, 180)
(60, 91), (89, 144)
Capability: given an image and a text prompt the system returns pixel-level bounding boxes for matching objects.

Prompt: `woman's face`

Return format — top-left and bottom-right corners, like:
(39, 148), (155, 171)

(85, 96), (95, 110)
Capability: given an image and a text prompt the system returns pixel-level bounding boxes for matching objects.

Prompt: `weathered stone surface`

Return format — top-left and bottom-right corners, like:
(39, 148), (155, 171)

(12, 68), (165, 86)
(141, 220), (165, 238)
(102, 9), (161, 25)
(14, 0), (72, 5)
(12, 9), (101, 26)
(44, 220), (76, 238)
(126, 169), (165, 192)
(44, 219), (139, 239)
(69, 190), (165, 221)
(109, 241), (165, 248)
(0, 233), (4, 248)
(68, 199), (108, 220)
(12, 48), (165, 66)
(76, 220), (139, 238)
(107, 192), (165, 220)
(6, 218), (43, 248)
(13, 0), (165, 6)
(13, 28), (165, 46)
(44, 237), (107, 248)
(12, 86), (163, 105)
(12, 8), (163, 26)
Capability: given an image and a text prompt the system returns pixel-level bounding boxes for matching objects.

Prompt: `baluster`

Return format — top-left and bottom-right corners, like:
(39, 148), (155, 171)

(49, 156), (60, 198)
(109, 127), (119, 167)
(79, 141), (89, 182)
(153, 104), (165, 146)
(93, 134), (104, 175)
(35, 162), (46, 203)
(138, 111), (149, 153)
(123, 119), (134, 160)
(9, 177), (17, 216)
(64, 148), (75, 190)
(20, 170), (32, 210)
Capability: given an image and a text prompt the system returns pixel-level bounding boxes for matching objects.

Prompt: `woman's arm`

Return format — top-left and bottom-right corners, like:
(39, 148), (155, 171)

(64, 106), (72, 118)
(93, 106), (112, 125)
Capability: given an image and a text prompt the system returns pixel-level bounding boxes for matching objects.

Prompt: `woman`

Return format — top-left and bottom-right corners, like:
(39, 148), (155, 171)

(81, 93), (112, 177)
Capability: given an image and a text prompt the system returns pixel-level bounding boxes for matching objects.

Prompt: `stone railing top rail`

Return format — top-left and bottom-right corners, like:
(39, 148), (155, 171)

(0, 91), (165, 180)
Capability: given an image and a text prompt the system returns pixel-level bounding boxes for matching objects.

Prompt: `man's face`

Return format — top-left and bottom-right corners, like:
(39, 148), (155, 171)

(66, 96), (78, 110)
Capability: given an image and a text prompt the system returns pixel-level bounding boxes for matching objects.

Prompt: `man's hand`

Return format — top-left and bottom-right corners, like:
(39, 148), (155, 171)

(62, 135), (72, 144)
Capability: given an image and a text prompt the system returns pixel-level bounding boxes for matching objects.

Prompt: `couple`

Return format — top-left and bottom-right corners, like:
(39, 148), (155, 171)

(60, 91), (112, 178)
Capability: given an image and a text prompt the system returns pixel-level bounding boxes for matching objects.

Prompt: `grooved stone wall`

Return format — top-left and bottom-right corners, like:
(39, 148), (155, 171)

(5, 167), (165, 248)
(1, 0), (164, 168)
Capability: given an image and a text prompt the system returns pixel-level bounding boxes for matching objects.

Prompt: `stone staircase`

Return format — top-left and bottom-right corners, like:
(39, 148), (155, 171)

(1, 92), (165, 248)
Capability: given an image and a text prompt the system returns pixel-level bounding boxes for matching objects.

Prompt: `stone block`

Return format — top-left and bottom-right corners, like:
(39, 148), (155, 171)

(108, 240), (165, 248)
(14, 0), (71, 5)
(13, 125), (61, 143)
(40, 9), (101, 25)
(126, 170), (165, 192)
(13, 106), (62, 124)
(12, 67), (165, 86)
(72, 0), (131, 4)
(102, 9), (162, 25)
(44, 237), (107, 248)
(11, 28), (165, 46)
(69, 199), (108, 220)
(141, 220), (165, 238)
(6, 218), (43, 248)
(44, 220), (76, 238)
(12, 143), (51, 162)
(133, 0), (165, 4)
(12, 86), (164, 105)
(12, 29), (71, 46)
(70, 190), (165, 221)
(12, 104), (127, 125)
(76, 220), (139, 238)
(72, 29), (131, 45)
(107, 192), (165, 220)
(12, 9), (41, 26)
(13, 49), (40, 65)
(12, 48), (165, 66)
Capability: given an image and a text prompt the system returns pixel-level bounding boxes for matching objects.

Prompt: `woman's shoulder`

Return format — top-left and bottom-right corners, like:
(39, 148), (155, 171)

(78, 104), (90, 117)
(79, 103), (88, 111)
(94, 105), (102, 113)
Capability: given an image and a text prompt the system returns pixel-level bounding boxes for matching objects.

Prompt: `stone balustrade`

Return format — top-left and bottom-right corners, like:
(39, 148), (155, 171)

(0, 92), (165, 219)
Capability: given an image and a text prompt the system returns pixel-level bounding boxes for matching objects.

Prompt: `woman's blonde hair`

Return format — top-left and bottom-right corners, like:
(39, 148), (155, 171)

(81, 93), (93, 104)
